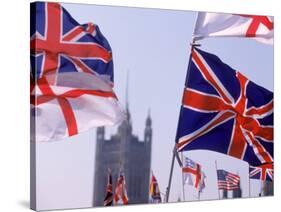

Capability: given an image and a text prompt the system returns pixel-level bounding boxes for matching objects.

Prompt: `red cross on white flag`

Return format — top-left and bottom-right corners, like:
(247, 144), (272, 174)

(193, 12), (273, 45)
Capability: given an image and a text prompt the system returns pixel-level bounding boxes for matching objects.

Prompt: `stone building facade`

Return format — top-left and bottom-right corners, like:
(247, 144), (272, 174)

(93, 108), (152, 206)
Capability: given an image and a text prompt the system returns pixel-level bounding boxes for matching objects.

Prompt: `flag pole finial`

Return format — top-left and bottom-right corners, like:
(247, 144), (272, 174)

(190, 37), (201, 47)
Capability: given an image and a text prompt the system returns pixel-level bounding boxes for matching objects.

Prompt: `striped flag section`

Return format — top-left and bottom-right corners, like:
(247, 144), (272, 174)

(193, 12), (273, 45)
(217, 169), (240, 190)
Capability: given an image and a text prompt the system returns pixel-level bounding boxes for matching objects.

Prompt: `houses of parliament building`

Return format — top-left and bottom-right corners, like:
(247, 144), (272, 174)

(93, 106), (152, 206)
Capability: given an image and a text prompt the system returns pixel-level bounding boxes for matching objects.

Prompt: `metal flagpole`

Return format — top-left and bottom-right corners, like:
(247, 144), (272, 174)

(166, 146), (176, 202)
(181, 152), (186, 201)
(215, 160), (220, 199)
(248, 172), (251, 198)
(259, 179), (263, 197)
(166, 16), (201, 202)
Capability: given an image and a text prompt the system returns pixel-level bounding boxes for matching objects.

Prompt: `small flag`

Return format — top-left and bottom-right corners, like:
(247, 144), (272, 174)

(217, 169), (240, 190)
(103, 170), (113, 206)
(249, 163), (273, 182)
(193, 12), (273, 45)
(182, 157), (206, 192)
(114, 172), (129, 205)
(149, 173), (162, 203)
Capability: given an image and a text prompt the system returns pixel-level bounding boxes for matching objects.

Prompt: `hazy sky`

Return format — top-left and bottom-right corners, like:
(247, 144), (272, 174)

(35, 3), (273, 210)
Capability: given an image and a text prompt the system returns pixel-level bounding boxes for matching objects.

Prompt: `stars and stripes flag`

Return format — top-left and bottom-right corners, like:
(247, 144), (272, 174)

(193, 12), (273, 45)
(103, 170), (114, 206)
(175, 48), (273, 167)
(114, 172), (129, 205)
(249, 163), (273, 182)
(149, 173), (162, 203)
(217, 169), (240, 190)
(30, 2), (125, 142)
(182, 157), (206, 192)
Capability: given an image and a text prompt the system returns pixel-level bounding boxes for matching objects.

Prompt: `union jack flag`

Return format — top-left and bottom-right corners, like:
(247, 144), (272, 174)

(114, 172), (129, 205)
(30, 2), (113, 83)
(217, 169), (240, 190)
(175, 48), (273, 167)
(30, 2), (125, 142)
(182, 157), (206, 192)
(249, 163), (273, 181)
(104, 169), (113, 206)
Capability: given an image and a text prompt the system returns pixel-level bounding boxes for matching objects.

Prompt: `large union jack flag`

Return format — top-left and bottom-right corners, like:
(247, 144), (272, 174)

(30, 2), (125, 142)
(30, 2), (113, 83)
(175, 48), (273, 166)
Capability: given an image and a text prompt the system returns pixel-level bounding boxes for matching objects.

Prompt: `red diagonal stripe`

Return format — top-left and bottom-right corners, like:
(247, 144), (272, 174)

(182, 88), (229, 112)
(246, 100), (273, 117)
(192, 50), (233, 104)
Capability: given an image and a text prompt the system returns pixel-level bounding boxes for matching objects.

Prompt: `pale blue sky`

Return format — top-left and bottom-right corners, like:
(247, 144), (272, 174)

(35, 3), (273, 210)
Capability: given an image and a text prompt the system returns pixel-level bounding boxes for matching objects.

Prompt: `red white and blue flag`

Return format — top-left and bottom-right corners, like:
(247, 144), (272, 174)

(114, 172), (129, 205)
(249, 163), (273, 182)
(217, 169), (240, 190)
(30, 2), (125, 142)
(175, 48), (273, 167)
(104, 169), (114, 206)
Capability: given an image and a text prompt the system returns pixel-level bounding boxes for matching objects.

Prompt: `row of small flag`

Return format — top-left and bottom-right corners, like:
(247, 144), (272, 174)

(103, 171), (129, 206)
(103, 156), (273, 206)
(181, 156), (273, 193)
(103, 170), (162, 206)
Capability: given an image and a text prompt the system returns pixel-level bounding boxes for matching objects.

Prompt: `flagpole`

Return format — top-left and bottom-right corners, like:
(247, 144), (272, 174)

(181, 152), (186, 201)
(166, 18), (201, 202)
(259, 179), (263, 197)
(248, 172), (251, 198)
(166, 147), (176, 203)
(215, 160), (220, 199)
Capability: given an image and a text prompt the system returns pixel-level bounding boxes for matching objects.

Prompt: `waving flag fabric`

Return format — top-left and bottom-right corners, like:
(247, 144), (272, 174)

(249, 163), (273, 182)
(149, 174), (162, 203)
(217, 169), (240, 190)
(104, 170), (114, 206)
(30, 2), (125, 142)
(193, 12), (274, 45)
(175, 48), (273, 167)
(114, 173), (129, 205)
(182, 157), (206, 192)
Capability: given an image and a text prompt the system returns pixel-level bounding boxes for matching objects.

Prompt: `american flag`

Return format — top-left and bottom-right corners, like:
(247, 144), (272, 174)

(182, 157), (205, 192)
(114, 172), (129, 205)
(103, 170), (113, 206)
(249, 163), (273, 182)
(175, 48), (273, 167)
(217, 169), (240, 190)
